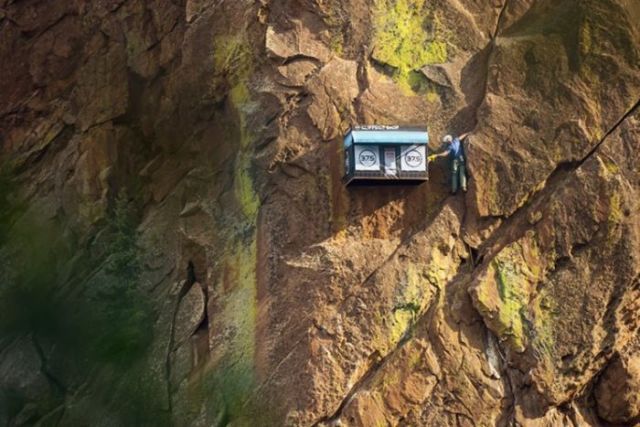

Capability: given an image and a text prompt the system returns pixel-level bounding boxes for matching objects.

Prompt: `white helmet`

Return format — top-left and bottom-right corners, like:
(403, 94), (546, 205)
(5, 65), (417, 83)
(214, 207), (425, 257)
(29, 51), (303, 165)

(442, 135), (453, 143)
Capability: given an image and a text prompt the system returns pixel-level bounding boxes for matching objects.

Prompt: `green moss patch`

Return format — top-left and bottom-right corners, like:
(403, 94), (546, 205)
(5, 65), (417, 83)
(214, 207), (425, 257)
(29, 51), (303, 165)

(387, 262), (438, 346)
(371, 0), (447, 93)
(493, 257), (529, 352)
(208, 32), (261, 420)
(474, 236), (556, 354)
(213, 35), (253, 86)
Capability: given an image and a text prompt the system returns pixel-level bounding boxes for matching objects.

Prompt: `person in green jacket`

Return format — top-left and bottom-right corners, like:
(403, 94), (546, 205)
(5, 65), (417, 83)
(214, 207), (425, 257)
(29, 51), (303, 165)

(431, 132), (470, 194)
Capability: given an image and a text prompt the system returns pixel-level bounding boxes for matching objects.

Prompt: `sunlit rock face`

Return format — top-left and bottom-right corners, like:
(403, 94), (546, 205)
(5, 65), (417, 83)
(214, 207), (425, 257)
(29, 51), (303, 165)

(1, 0), (639, 425)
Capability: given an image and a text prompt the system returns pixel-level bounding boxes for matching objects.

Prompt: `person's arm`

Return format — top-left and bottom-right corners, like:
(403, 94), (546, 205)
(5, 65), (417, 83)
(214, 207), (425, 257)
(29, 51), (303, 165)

(429, 148), (450, 160)
(459, 131), (472, 140)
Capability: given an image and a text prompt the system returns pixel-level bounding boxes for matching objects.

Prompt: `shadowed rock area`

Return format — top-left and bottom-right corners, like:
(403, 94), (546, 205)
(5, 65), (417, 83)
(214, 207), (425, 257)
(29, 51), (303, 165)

(0, 0), (639, 426)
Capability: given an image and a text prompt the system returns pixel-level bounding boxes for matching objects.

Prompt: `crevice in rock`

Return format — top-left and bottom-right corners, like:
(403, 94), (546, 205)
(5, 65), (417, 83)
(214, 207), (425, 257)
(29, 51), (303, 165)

(353, 47), (371, 123)
(186, 260), (196, 285)
(307, 203), (475, 424)
(458, 0), (510, 135)
(109, 0), (129, 16)
(310, 291), (439, 427)
(314, 241), (483, 425)
(494, 339), (517, 427)
(595, 272), (638, 374)
(475, 97), (639, 265)
(468, 245), (481, 266)
(574, 98), (640, 170)
(31, 334), (67, 396)
(110, 69), (148, 129)
(184, 0), (226, 24)
(446, 384), (477, 421)
(577, 353), (619, 424)
(281, 54), (322, 67)
(562, 402), (584, 427)
(14, 124), (75, 174)
(492, 0), (510, 39)
(0, 10), (20, 28)
(35, 403), (66, 427)
(20, 12), (75, 41)
(141, 17), (181, 56)
(456, 99), (640, 426)
(164, 262), (198, 413)
(444, 408), (476, 426)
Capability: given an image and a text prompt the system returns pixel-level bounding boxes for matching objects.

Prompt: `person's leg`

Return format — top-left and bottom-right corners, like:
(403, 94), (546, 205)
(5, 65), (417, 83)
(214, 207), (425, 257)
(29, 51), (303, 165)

(459, 162), (467, 192)
(451, 159), (459, 194)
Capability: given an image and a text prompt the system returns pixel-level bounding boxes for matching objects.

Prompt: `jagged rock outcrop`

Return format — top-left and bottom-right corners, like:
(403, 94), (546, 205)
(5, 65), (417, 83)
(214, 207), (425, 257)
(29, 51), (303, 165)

(1, 0), (639, 426)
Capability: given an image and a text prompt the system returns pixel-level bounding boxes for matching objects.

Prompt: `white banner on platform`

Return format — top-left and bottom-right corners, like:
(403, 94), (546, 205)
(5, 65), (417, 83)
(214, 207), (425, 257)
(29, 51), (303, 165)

(354, 145), (380, 171)
(401, 145), (426, 171)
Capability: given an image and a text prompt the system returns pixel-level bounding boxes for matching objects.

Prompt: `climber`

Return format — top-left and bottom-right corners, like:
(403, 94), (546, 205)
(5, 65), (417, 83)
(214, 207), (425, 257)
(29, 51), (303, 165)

(431, 132), (470, 194)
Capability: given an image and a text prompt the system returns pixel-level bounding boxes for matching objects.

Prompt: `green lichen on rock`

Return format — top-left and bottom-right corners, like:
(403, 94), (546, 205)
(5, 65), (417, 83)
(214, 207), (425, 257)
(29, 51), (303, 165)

(597, 156), (621, 179)
(424, 249), (450, 289)
(221, 237), (258, 368)
(492, 258), (528, 352)
(607, 191), (623, 225)
(605, 189), (624, 249)
(389, 307), (415, 345)
(579, 19), (593, 57)
(208, 207), (259, 422)
(388, 263), (434, 345)
(371, 0), (447, 93)
(201, 230), (261, 425)
(321, 3), (346, 55)
(473, 236), (554, 354)
(234, 154), (260, 219)
(218, 32), (260, 221)
(209, 32), (261, 417)
(231, 82), (260, 220)
(530, 288), (556, 359)
(213, 35), (253, 87)
(229, 139), (258, 353)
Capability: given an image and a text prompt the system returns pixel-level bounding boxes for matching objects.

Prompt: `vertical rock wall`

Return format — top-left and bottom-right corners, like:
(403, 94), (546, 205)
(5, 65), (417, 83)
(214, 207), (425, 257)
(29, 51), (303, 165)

(1, 0), (639, 426)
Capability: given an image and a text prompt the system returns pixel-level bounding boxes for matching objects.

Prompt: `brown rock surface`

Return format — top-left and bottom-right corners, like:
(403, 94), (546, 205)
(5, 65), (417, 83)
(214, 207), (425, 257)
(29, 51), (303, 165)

(173, 282), (206, 349)
(595, 354), (640, 424)
(1, 0), (639, 426)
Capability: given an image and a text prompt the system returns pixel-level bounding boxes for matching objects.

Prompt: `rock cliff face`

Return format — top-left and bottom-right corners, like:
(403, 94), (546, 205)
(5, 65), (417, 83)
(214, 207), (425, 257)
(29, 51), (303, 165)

(1, 0), (639, 426)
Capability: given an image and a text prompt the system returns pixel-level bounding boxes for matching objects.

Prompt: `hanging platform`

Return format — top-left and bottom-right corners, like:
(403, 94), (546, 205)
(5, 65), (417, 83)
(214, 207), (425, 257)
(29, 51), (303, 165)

(343, 125), (430, 186)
